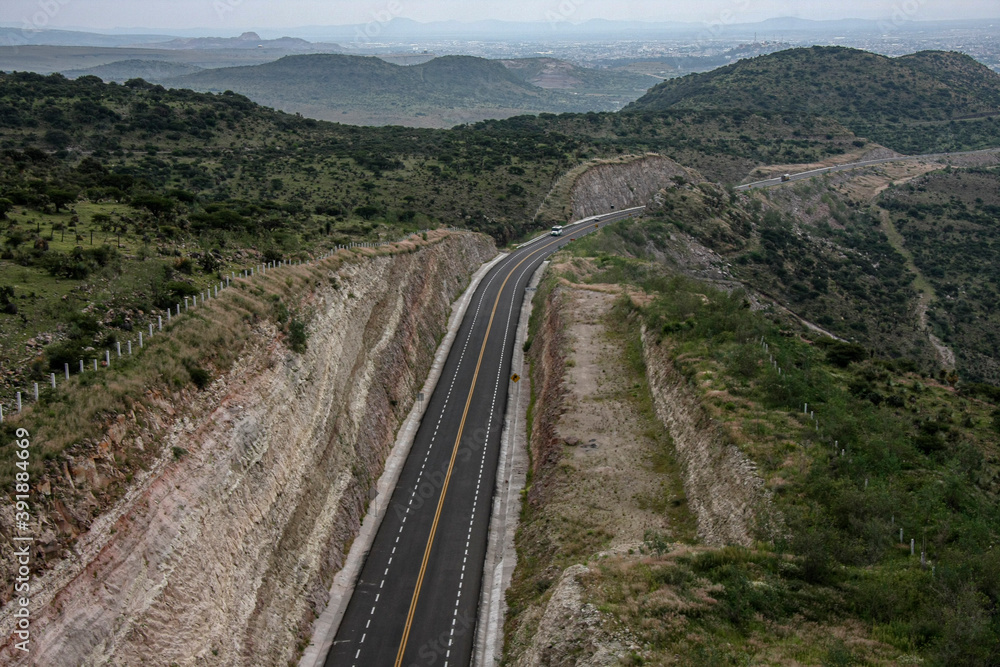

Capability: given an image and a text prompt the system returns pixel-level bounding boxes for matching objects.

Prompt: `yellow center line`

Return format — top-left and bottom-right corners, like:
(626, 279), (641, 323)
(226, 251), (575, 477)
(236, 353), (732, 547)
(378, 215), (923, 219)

(393, 228), (584, 666)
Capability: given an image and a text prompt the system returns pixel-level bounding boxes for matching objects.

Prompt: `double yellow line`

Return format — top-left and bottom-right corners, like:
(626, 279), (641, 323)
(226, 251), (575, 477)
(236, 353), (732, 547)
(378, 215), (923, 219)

(393, 228), (584, 666)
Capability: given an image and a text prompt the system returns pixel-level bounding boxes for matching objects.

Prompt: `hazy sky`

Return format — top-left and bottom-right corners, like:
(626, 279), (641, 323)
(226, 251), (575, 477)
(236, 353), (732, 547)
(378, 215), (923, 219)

(0, 0), (997, 31)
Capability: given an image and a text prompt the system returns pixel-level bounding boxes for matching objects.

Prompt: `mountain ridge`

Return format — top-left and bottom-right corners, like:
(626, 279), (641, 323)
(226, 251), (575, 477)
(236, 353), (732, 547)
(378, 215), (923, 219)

(163, 53), (654, 126)
(625, 46), (1000, 151)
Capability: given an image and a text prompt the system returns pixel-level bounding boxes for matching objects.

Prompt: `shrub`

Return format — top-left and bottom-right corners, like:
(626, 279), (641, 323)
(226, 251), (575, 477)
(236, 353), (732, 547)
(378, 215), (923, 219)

(187, 366), (211, 389)
(46, 340), (90, 372)
(174, 258), (194, 274)
(0, 286), (16, 315)
(817, 338), (868, 367)
(288, 318), (308, 353)
(165, 281), (199, 298)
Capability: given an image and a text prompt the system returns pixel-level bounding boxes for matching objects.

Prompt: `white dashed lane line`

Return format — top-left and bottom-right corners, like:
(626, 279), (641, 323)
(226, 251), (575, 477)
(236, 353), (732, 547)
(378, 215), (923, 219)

(350, 251), (522, 666)
(442, 249), (538, 666)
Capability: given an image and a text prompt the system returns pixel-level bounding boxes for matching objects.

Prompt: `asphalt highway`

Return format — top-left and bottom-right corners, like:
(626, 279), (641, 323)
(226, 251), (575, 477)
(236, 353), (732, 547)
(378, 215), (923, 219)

(325, 207), (644, 667)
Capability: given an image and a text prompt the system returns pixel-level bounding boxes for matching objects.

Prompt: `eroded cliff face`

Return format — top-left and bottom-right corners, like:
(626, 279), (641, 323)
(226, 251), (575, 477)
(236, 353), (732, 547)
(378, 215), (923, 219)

(0, 233), (495, 666)
(505, 273), (776, 666)
(641, 328), (773, 547)
(569, 155), (699, 220)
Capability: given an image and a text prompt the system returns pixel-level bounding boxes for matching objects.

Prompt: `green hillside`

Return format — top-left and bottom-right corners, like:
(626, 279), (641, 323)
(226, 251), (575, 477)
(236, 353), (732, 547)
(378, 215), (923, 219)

(880, 168), (1000, 384)
(166, 54), (649, 126)
(626, 47), (1000, 153)
(0, 71), (565, 396)
(500, 56), (656, 96)
(64, 59), (204, 82)
(525, 239), (1000, 665)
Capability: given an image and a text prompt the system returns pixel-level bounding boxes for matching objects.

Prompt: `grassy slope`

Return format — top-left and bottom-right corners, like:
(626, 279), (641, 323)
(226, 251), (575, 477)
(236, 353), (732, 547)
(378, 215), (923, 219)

(517, 238), (1000, 665)
(0, 233), (454, 483)
(625, 46), (1000, 153)
(581, 179), (937, 370)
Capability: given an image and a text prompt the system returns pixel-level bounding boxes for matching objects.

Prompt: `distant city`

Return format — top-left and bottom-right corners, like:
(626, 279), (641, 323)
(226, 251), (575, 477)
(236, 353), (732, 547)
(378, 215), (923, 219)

(340, 20), (1000, 76)
(0, 18), (997, 79)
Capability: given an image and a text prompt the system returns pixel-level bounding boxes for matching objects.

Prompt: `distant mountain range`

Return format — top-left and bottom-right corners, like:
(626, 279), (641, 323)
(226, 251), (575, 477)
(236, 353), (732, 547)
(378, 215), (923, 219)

(157, 53), (656, 127)
(0, 27), (173, 48)
(3, 17), (998, 50)
(139, 31), (342, 53)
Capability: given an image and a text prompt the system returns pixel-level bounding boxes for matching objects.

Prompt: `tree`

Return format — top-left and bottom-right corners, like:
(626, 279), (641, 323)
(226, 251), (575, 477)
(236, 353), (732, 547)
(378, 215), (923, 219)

(354, 205), (380, 220)
(46, 188), (78, 213)
(92, 213), (113, 231)
(0, 198), (12, 219)
(43, 129), (71, 149)
(131, 193), (175, 218)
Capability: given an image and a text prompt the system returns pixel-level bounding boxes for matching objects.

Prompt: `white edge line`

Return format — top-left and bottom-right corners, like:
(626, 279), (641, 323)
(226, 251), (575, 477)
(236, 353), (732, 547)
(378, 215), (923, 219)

(514, 207), (646, 248)
(299, 249), (508, 667)
(472, 255), (549, 667)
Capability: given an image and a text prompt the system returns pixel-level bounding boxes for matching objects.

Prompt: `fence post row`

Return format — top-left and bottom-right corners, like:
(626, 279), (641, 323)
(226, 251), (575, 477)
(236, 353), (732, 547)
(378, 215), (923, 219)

(1, 248), (394, 417)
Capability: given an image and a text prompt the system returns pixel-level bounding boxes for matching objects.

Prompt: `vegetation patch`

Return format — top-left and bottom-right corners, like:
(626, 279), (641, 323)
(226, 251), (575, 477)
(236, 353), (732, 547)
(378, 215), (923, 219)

(880, 167), (1000, 384)
(511, 230), (999, 664)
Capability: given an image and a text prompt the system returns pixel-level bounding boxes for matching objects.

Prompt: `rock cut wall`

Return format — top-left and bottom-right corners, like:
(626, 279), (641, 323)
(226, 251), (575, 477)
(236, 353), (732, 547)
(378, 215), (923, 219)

(570, 155), (698, 220)
(641, 328), (773, 546)
(0, 233), (496, 666)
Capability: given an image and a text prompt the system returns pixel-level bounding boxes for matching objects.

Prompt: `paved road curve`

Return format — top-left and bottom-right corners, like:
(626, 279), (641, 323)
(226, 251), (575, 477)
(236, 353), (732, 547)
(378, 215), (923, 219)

(325, 208), (643, 667)
(735, 147), (1000, 191)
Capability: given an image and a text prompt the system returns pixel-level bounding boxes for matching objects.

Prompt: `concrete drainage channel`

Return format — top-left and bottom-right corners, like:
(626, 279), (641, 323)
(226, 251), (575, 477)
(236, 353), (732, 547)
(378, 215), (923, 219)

(300, 251), (507, 667)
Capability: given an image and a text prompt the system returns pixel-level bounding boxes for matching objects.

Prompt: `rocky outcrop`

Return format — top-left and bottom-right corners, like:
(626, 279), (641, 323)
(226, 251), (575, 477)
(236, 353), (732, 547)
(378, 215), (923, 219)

(641, 328), (774, 546)
(0, 233), (495, 666)
(569, 155), (699, 220)
(511, 565), (623, 667)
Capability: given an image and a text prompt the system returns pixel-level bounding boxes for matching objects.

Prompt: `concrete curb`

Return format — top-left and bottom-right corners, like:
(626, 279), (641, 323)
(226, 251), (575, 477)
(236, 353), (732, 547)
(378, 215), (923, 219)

(473, 260), (549, 667)
(300, 250), (508, 667)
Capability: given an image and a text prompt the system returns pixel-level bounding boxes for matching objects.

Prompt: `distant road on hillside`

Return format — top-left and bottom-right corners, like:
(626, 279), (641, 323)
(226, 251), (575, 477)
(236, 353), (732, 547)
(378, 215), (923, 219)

(735, 147), (1000, 191)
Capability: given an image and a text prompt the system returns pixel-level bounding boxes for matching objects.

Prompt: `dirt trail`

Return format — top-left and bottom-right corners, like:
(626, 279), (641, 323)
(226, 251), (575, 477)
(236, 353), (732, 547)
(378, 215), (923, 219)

(878, 209), (956, 370)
